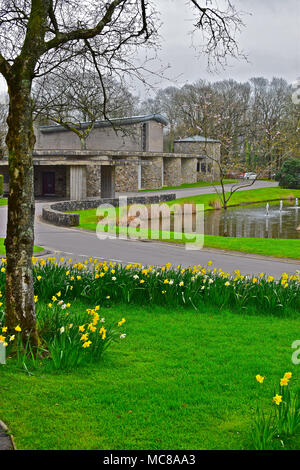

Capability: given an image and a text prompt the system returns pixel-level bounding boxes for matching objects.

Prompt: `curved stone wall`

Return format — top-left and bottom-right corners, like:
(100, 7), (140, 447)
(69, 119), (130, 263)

(42, 194), (176, 227)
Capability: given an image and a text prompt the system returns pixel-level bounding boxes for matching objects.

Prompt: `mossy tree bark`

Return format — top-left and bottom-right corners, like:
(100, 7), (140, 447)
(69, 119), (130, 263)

(4, 73), (39, 346)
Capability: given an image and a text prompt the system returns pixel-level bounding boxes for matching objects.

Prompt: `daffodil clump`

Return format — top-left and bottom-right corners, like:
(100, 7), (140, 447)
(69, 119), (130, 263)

(0, 291), (126, 371)
(44, 300), (126, 370)
(16, 256), (300, 315)
(0, 322), (22, 348)
(251, 372), (300, 450)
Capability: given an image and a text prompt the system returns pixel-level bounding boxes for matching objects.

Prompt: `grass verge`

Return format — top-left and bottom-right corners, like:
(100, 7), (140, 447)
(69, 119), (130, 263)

(0, 238), (43, 255)
(1, 301), (300, 450)
(173, 187), (300, 211)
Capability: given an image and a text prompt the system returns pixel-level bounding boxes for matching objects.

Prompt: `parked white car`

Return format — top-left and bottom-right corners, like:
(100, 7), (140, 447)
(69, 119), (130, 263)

(244, 172), (257, 180)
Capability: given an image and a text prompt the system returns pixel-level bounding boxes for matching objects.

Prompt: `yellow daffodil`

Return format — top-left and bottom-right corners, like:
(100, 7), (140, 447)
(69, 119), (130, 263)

(273, 394), (282, 406)
(256, 374), (265, 384)
(280, 377), (289, 386)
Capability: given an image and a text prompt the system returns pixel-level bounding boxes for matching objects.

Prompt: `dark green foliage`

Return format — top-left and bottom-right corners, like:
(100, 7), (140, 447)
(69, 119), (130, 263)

(276, 159), (300, 189)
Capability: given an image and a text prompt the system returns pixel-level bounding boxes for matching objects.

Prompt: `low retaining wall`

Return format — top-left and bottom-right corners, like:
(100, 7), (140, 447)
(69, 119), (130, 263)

(42, 194), (176, 227)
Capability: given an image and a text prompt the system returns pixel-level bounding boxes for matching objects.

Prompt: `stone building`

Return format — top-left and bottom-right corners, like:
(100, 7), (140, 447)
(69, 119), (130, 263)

(173, 136), (221, 180)
(0, 116), (220, 200)
(34, 114), (167, 153)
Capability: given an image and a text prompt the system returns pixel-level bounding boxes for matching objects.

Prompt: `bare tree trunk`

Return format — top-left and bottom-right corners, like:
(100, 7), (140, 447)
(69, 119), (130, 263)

(80, 136), (87, 150)
(4, 76), (39, 347)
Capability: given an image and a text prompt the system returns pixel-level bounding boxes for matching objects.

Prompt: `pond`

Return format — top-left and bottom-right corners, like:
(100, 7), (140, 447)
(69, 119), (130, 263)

(204, 200), (300, 239)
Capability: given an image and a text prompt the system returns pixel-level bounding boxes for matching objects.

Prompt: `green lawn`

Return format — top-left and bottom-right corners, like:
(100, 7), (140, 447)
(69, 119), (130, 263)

(139, 179), (239, 192)
(1, 301), (300, 450)
(173, 187), (300, 211)
(72, 188), (300, 259)
(0, 238), (43, 254)
(202, 235), (300, 259)
(0, 198), (7, 206)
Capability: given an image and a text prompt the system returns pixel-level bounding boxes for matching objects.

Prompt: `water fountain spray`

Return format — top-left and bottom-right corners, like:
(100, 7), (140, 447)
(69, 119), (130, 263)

(266, 202), (269, 217)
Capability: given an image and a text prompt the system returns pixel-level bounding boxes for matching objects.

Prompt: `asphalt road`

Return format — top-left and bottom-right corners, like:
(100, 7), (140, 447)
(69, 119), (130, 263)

(121, 179), (279, 198)
(0, 180), (299, 277)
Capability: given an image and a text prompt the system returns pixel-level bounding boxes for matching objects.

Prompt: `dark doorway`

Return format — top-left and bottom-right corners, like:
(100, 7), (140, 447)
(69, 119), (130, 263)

(42, 172), (55, 195)
(101, 166), (115, 198)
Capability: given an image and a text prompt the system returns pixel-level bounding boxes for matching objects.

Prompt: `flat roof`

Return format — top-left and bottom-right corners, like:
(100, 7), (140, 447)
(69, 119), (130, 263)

(39, 114), (169, 133)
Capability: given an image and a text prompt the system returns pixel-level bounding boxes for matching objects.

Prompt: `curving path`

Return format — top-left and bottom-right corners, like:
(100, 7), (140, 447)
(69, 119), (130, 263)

(0, 180), (299, 278)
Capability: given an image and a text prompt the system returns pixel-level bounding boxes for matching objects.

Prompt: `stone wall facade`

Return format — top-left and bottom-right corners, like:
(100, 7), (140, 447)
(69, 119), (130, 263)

(115, 161), (139, 192)
(141, 156), (163, 190)
(86, 165), (102, 197)
(181, 158), (198, 184)
(173, 141), (221, 180)
(0, 146), (216, 200)
(163, 157), (181, 187)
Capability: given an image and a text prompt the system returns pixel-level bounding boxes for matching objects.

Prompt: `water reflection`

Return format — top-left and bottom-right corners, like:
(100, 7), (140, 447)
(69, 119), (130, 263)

(204, 201), (300, 239)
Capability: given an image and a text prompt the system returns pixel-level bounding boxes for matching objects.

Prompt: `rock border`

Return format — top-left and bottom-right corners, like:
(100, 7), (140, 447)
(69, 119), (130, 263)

(0, 419), (16, 450)
(42, 194), (176, 227)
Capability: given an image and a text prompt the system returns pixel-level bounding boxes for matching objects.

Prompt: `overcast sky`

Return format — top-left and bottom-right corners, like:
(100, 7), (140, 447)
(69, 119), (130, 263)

(0, 0), (299, 97)
(138, 0), (300, 94)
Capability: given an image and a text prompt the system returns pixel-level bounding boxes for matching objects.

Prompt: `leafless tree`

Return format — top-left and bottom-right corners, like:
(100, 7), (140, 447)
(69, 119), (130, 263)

(0, 0), (245, 345)
(33, 65), (136, 149)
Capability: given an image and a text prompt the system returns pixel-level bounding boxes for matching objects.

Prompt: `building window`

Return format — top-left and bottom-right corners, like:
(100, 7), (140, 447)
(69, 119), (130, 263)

(141, 123), (147, 151)
(201, 163), (206, 173)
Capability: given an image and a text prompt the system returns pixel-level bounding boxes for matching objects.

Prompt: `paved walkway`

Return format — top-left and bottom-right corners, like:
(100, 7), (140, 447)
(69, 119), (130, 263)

(0, 181), (298, 278)
(118, 179), (278, 198)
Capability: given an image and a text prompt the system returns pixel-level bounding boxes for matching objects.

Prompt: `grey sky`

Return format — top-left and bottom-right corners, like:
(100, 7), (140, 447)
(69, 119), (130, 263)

(0, 0), (299, 96)
(142, 0), (300, 92)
